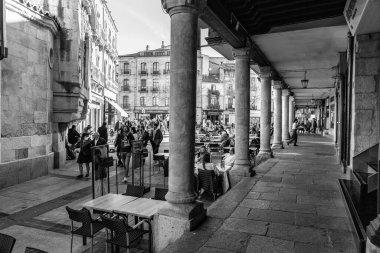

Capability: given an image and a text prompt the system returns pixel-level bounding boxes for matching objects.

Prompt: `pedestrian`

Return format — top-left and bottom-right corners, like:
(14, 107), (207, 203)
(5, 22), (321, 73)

(312, 119), (317, 134)
(150, 123), (163, 155)
(68, 125), (80, 146)
(114, 129), (123, 167)
(306, 120), (311, 134)
(120, 125), (134, 183)
(98, 122), (108, 142)
(76, 133), (93, 178)
(287, 119), (299, 146)
(139, 125), (150, 148)
(83, 125), (92, 134)
(92, 132), (107, 146)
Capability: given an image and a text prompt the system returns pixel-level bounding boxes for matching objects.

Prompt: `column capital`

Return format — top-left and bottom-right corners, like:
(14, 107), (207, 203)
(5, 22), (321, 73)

(232, 47), (251, 60)
(259, 66), (273, 78)
(162, 0), (200, 15)
(289, 96), (295, 102)
(272, 80), (282, 90)
(282, 89), (290, 96)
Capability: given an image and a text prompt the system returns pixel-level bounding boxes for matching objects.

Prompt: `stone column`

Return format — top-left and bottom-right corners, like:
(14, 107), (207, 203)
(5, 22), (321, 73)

(257, 66), (273, 160)
(156, 1), (206, 252)
(289, 95), (295, 131)
(232, 48), (251, 171)
(282, 89), (290, 143)
(272, 81), (283, 149)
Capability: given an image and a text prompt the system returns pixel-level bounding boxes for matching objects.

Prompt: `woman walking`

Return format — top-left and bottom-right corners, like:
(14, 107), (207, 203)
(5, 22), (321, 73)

(76, 133), (93, 178)
(120, 125), (135, 183)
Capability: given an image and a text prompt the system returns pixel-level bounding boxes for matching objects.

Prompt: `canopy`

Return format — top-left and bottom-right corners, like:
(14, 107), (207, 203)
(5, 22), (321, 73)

(106, 99), (129, 118)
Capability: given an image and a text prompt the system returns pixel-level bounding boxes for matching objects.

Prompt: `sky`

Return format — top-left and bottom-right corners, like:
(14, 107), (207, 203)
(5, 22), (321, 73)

(107, 0), (222, 57)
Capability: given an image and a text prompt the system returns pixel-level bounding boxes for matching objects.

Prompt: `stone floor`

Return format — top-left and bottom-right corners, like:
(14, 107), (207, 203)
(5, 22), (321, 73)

(162, 134), (356, 253)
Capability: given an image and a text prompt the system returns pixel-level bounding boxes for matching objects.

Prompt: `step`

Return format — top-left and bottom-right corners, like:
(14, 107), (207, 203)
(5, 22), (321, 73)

(368, 163), (379, 173)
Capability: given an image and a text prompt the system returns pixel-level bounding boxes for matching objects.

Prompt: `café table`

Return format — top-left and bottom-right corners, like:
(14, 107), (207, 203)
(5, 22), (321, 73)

(83, 193), (138, 212)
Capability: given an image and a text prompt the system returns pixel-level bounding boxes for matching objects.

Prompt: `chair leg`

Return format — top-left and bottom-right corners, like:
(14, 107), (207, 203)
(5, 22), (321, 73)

(83, 235), (87, 245)
(91, 236), (94, 253)
(70, 234), (73, 253)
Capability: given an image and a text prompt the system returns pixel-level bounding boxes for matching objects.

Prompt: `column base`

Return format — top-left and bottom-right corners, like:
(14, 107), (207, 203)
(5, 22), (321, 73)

(154, 201), (206, 252)
(271, 142), (284, 149)
(165, 190), (197, 204)
(256, 151), (273, 166)
(230, 161), (254, 187)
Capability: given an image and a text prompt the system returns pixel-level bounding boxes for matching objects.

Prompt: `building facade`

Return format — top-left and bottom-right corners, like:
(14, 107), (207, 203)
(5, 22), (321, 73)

(118, 43), (170, 120)
(118, 47), (261, 125)
(0, 0), (117, 189)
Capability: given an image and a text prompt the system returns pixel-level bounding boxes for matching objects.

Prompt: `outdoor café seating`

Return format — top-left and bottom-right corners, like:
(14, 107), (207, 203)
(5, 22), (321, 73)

(24, 247), (48, 253)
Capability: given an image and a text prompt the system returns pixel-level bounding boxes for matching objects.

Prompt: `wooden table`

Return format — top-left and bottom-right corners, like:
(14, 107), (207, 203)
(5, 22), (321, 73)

(154, 153), (169, 158)
(114, 198), (166, 219)
(83, 193), (138, 212)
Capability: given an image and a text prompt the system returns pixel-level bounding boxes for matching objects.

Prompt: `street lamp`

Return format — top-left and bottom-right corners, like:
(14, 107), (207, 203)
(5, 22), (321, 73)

(301, 71), (309, 88)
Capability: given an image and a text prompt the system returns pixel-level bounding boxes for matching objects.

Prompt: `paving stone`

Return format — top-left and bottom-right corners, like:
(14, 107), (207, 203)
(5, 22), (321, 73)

(222, 218), (268, 235)
(328, 229), (357, 252)
(230, 207), (250, 219)
(294, 242), (350, 253)
(316, 206), (348, 218)
(251, 185), (280, 193)
(246, 192), (260, 199)
(248, 209), (295, 225)
(197, 247), (235, 253)
(240, 199), (271, 209)
(297, 195), (339, 207)
(246, 235), (295, 253)
(295, 213), (351, 231)
(267, 222), (328, 245)
(259, 192), (297, 203)
(269, 201), (316, 214)
(204, 229), (250, 253)
(260, 175), (283, 182)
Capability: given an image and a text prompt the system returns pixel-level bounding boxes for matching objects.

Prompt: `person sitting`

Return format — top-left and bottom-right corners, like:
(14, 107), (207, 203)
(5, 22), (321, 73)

(220, 147), (235, 172)
(195, 146), (210, 165)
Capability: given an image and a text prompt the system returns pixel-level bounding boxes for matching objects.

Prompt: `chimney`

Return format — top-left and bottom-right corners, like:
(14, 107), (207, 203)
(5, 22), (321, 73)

(146, 45), (149, 51)
(161, 41), (165, 49)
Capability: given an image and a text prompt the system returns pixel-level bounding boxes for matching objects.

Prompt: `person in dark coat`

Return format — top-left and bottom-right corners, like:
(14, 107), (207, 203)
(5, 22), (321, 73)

(68, 125), (80, 145)
(114, 129), (123, 167)
(120, 125), (135, 183)
(92, 132), (107, 146)
(98, 122), (108, 142)
(139, 125), (150, 148)
(76, 133), (93, 178)
(150, 123), (163, 155)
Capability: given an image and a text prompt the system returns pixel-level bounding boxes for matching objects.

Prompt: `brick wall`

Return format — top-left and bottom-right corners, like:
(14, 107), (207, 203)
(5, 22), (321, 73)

(351, 33), (380, 157)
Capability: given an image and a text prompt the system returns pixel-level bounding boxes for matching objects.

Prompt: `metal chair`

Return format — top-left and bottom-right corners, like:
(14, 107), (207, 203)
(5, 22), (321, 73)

(123, 184), (145, 197)
(101, 214), (151, 253)
(153, 188), (168, 201)
(198, 170), (221, 200)
(0, 233), (16, 253)
(163, 149), (169, 153)
(65, 206), (104, 253)
(153, 155), (166, 173)
(25, 247), (48, 253)
(163, 158), (169, 187)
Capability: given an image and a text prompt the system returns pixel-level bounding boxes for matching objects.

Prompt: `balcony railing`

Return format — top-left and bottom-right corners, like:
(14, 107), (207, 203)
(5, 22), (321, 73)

(121, 86), (131, 92)
(163, 69), (170, 75)
(123, 104), (131, 110)
(139, 70), (148, 75)
(152, 70), (160, 75)
(227, 104), (234, 110)
(123, 70), (130, 75)
(151, 87), (160, 93)
(138, 87), (148, 93)
(208, 104), (220, 110)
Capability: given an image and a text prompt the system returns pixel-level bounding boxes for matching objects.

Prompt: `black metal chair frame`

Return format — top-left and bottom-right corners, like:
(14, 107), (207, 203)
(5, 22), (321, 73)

(25, 247), (48, 253)
(152, 187), (168, 201)
(122, 184), (145, 198)
(66, 206), (104, 253)
(0, 233), (16, 253)
(197, 169), (222, 200)
(101, 213), (152, 253)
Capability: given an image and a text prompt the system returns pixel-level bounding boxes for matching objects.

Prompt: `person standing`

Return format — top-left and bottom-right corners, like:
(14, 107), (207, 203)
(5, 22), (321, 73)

(140, 125), (150, 148)
(287, 119), (299, 146)
(312, 119), (317, 134)
(150, 123), (163, 154)
(114, 129), (123, 167)
(76, 133), (93, 178)
(120, 126), (134, 183)
(92, 132), (107, 146)
(98, 122), (108, 143)
(68, 125), (80, 147)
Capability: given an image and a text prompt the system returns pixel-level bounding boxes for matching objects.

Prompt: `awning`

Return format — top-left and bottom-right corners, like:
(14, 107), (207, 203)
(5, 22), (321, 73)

(105, 99), (129, 117)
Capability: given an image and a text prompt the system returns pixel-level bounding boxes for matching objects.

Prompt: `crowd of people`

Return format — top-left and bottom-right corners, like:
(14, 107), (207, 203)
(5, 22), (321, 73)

(66, 117), (167, 183)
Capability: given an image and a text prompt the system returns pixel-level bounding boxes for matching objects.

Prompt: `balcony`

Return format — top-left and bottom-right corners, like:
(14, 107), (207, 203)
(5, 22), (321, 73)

(151, 87), (160, 93)
(163, 69), (170, 75)
(163, 88), (169, 93)
(207, 104), (220, 110)
(123, 70), (130, 75)
(123, 104), (131, 110)
(152, 70), (160, 75)
(138, 87), (148, 93)
(121, 86), (131, 92)
(139, 70), (148, 76)
(226, 104), (234, 110)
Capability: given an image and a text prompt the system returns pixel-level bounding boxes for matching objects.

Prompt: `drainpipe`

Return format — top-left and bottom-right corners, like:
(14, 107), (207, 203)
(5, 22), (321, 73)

(0, 0), (8, 60)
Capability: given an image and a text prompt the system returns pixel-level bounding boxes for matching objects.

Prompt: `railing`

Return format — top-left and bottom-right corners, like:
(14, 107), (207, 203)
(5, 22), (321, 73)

(123, 104), (131, 110)
(139, 70), (148, 75)
(138, 87), (148, 93)
(123, 70), (130, 75)
(226, 105), (234, 110)
(151, 87), (160, 93)
(152, 70), (160, 75)
(208, 104), (220, 110)
(163, 69), (170, 75)
(121, 86), (131, 92)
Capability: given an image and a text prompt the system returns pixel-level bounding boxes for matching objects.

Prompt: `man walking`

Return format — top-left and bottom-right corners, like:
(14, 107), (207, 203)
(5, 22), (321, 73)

(288, 119), (299, 146)
(150, 123), (163, 154)
(98, 122), (108, 142)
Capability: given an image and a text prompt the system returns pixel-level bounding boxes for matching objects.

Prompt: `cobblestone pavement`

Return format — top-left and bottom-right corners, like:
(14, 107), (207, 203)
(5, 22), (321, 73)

(162, 134), (356, 253)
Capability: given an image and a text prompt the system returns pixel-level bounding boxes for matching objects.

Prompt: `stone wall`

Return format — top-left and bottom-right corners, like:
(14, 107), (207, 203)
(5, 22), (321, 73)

(0, 6), (56, 188)
(351, 33), (380, 160)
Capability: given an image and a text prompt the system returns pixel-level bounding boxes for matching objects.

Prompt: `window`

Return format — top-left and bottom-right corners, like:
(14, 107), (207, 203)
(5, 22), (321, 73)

(228, 97), (233, 108)
(123, 96), (129, 109)
(211, 95), (217, 105)
(108, 66), (111, 79)
(153, 62), (159, 74)
(153, 80), (159, 92)
(164, 62), (170, 74)
(153, 97), (158, 106)
(122, 79), (129, 91)
(123, 62), (130, 74)
(165, 97), (169, 106)
(228, 83), (233, 91)
(140, 97), (145, 106)
(211, 85), (216, 92)
(140, 79), (147, 92)
(251, 78), (258, 91)
(141, 62), (147, 72)
(96, 56), (100, 67)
